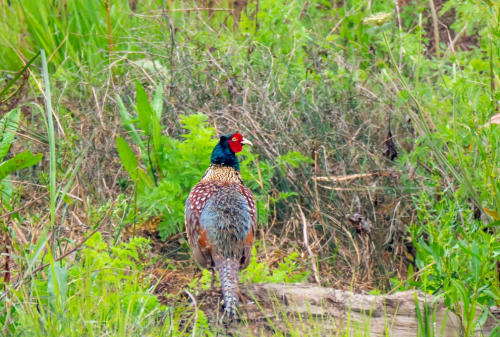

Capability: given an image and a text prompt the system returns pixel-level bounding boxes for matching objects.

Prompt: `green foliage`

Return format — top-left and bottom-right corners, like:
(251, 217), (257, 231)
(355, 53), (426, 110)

(123, 112), (218, 238)
(408, 193), (500, 334)
(0, 109), (42, 178)
(116, 136), (154, 194)
(194, 247), (310, 291)
(6, 0), (500, 333)
(240, 247), (310, 284)
(0, 109), (42, 210)
(117, 90), (310, 238)
(0, 0), (149, 73)
(5, 232), (168, 335)
(0, 150), (43, 181)
(413, 293), (441, 337)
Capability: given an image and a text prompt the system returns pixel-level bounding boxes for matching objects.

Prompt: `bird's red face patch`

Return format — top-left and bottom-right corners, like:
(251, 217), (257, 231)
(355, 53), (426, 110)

(228, 133), (244, 153)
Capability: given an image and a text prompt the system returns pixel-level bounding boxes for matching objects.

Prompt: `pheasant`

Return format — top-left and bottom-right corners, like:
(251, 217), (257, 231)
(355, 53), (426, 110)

(185, 133), (256, 319)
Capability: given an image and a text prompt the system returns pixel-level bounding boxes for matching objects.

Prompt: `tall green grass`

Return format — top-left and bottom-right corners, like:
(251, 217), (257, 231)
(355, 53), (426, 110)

(2, 0), (500, 335)
(2, 0), (133, 71)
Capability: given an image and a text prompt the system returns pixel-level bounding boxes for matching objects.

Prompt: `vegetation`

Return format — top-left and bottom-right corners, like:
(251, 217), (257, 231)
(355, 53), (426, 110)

(2, 0), (500, 335)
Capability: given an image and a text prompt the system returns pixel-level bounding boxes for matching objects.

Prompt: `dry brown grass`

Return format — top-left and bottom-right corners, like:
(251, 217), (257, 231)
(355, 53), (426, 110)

(0, 4), (426, 297)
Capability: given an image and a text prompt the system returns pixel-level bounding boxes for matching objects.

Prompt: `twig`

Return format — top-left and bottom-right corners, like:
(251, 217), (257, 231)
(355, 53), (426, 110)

(3, 239), (10, 291)
(237, 288), (254, 330)
(0, 190), (51, 220)
(5, 180), (48, 188)
(4, 129), (48, 146)
(299, 0), (308, 20)
(324, 2), (364, 41)
(394, 0), (403, 68)
(443, 23), (468, 58)
(297, 204), (320, 284)
(158, 8), (231, 12)
(429, 0), (439, 59)
(48, 33), (68, 63)
(313, 171), (398, 182)
(9, 221), (28, 246)
(92, 87), (106, 131)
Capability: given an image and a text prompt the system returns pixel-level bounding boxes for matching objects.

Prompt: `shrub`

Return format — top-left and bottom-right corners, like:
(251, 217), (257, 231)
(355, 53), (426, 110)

(116, 85), (312, 239)
(6, 232), (167, 335)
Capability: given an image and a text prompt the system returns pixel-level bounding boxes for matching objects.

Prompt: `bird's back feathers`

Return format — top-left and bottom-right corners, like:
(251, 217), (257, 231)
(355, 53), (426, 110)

(186, 164), (256, 269)
(185, 148), (256, 319)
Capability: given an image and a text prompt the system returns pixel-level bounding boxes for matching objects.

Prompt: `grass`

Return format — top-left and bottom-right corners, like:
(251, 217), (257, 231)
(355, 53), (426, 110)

(1, 0), (500, 335)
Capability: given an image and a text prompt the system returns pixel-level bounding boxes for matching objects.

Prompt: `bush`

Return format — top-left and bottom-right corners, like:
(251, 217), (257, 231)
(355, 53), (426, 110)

(5, 232), (167, 336)
(116, 85), (312, 239)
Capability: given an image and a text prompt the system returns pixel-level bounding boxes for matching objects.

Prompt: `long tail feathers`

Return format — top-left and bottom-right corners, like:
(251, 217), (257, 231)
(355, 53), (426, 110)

(216, 258), (240, 320)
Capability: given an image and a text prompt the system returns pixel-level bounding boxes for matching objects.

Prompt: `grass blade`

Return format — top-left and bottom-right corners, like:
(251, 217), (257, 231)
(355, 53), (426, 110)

(0, 51), (40, 99)
(41, 49), (56, 231)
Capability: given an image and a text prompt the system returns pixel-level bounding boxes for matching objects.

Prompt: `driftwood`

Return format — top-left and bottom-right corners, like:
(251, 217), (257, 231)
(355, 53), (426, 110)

(187, 283), (500, 336)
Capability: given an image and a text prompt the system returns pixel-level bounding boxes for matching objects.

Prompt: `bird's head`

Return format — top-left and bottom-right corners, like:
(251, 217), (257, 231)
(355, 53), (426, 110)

(210, 133), (253, 170)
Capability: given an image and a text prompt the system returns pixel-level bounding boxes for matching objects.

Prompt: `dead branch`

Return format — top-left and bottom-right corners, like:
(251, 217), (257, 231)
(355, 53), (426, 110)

(189, 284), (500, 336)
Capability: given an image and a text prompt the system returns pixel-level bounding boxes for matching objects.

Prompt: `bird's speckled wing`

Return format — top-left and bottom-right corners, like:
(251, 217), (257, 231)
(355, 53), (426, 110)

(185, 181), (257, 270)
(237, 184), (257, 269)
(185, 181), (217, 268)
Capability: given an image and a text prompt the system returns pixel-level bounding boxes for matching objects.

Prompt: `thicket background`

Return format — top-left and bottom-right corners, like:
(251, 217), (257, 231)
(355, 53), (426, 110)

(1, 0), (500, 335)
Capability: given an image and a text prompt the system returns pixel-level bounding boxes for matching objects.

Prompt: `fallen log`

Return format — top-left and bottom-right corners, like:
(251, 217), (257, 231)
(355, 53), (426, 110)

(184, 283), (500, 336)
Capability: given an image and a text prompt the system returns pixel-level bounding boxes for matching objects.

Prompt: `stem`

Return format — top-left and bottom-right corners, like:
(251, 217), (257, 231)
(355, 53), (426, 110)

(490, 34), (495, 112)
(429, 0), (439, 60)
(41, 50), (56, 230)
(106, 0), (113, 54)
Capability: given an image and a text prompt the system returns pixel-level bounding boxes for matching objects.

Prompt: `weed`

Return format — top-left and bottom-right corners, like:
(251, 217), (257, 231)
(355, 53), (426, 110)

(3, 0), (500, 334)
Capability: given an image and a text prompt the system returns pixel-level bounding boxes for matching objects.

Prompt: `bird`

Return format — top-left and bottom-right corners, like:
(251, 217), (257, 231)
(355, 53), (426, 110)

(185, 133), (256, 320)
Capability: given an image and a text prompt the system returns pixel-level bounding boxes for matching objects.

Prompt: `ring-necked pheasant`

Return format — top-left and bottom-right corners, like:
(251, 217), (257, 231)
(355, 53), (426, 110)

(185, 133), (256, 320)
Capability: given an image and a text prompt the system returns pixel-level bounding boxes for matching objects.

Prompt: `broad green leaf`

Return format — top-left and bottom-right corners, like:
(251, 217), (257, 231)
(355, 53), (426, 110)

(47, 266), (68, 306)
(451, 279), (470, 315)
(135, 81), (152, 135)
(116, 137), (154, 193)
(137, 169), (155, 191)
(0, 150), (43, 181)
(0, 109), (21, 160)
(478, 308), (490, 327)
(116, 94), (144, 149)
(152, 82), (163, 120)
(482, 220), (500, 229)
(486, 284), (500, 300)
(62, 194), (72, 204)
(117, 136), (139, 174)
(457, 241), (482, 259)
(489, 326), (500, 337)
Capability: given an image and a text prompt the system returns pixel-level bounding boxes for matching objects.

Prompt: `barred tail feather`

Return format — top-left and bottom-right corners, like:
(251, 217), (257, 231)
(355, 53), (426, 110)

(217, 258), (240, 319)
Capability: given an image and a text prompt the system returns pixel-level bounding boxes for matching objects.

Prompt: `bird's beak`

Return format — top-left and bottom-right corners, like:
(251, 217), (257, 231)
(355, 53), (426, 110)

(241, 138), (253, 146)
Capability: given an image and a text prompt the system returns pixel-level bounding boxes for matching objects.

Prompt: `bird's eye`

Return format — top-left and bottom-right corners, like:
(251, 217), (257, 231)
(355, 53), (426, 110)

(232, 137), (238, 142)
